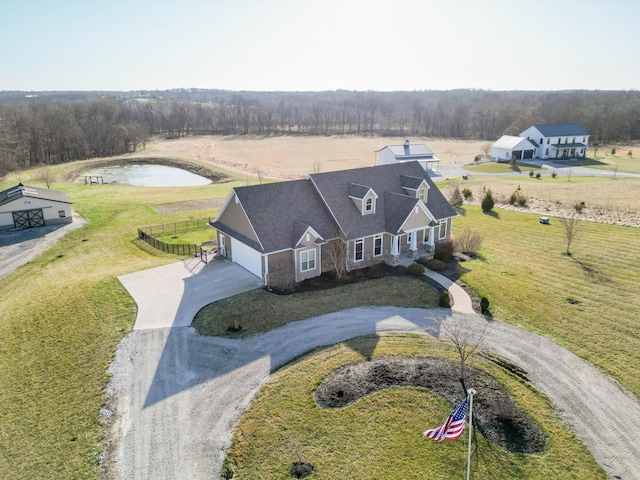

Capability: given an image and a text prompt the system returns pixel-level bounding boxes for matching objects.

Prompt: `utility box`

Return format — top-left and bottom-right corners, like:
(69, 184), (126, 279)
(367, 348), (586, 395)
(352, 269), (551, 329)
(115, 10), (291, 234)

(539, 217), (550, 225)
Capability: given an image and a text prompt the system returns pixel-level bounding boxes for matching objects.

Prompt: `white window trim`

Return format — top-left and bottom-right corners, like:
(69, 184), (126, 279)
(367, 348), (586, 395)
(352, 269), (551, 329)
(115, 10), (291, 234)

(373, 234), (383, 257)
(407, 232), (413, 244)
(364, 197), (374, 213)
(438, 220), (447, 240)
(354, 238), (364, 262)
(422, 228), (430, 244)
(300, 249), (316, 272)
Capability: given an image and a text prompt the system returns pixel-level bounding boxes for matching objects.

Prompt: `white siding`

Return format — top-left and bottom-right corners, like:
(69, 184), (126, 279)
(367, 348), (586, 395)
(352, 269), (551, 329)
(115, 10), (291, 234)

(0, 197), (72, 229)
(230, 238), (263, 279)
(377, 148), (397, 165)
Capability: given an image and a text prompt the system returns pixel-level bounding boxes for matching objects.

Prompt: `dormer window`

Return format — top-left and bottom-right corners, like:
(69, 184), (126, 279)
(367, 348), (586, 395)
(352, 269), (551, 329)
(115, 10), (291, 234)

(348, 183), (377, 216)
(418, 187), (427, 202)
(365, 197), (373, 212)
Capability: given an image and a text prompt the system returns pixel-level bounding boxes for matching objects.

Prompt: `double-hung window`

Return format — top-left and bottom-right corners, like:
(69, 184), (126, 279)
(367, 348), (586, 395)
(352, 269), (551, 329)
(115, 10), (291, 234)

(354, 238), (364, 262)
(365, 197), (373, 212)
(373, 235), (383, 257)
(438, 220), (447, 240)
(300, 249), (316, 272)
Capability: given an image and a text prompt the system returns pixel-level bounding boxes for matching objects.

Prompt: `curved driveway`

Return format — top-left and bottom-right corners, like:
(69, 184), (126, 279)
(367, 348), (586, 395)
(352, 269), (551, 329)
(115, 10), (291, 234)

(105, 307), (640, 479)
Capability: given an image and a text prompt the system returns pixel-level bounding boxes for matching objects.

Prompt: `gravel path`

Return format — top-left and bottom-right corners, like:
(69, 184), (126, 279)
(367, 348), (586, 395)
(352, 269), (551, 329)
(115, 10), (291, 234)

(103, 308), (640, 479)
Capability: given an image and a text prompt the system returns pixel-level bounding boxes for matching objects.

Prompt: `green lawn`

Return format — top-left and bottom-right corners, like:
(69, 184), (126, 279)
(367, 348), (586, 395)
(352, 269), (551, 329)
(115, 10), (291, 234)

(454, 205), (640, 399)
(0, 166), (240, 479)
(224, 335), (605, 479)
(155, 226), (216, 245)
(554, 152), (640, 174)
(193, 275), (441, 337)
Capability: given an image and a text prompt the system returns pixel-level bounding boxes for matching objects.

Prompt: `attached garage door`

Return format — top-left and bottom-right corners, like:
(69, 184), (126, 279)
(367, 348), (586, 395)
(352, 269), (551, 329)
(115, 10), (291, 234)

(12, 209), (45, 229)
(230, 238), (262, 278)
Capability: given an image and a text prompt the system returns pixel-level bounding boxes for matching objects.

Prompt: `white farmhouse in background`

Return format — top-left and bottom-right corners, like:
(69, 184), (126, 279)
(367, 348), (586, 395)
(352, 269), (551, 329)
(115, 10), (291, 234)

(519, 124), (590, 160)
(376, 140), (440, 174)
(491, 123), (590, 162)
(491, 135), (537, 162)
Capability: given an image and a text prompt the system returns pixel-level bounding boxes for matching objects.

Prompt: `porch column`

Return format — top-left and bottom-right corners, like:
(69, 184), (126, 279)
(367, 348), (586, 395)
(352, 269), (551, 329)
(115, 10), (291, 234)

(409, 230), (417, 257)
(390, 235), (399, 263)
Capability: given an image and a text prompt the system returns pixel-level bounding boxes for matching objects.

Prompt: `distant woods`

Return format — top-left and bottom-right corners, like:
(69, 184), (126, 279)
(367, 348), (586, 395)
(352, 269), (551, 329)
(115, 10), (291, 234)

(1, 89), (639, 176)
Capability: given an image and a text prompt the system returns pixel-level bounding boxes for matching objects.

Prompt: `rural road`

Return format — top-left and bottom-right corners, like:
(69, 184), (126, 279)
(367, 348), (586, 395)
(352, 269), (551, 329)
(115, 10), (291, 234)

(436, 160), (640, 181)
(104, 308), (640, 480)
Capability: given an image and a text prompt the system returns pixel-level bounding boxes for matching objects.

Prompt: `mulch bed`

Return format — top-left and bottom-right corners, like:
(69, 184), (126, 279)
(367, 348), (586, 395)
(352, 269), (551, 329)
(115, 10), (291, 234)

(314, 357), (546, 454)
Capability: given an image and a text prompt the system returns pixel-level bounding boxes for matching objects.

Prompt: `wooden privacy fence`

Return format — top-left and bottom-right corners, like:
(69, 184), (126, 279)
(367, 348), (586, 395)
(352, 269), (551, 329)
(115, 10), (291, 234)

(137, 218), (216, 263)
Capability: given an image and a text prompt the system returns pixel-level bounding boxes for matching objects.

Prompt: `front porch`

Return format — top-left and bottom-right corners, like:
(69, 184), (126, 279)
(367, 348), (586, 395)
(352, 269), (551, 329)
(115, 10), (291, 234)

(384, 248), (434, 267)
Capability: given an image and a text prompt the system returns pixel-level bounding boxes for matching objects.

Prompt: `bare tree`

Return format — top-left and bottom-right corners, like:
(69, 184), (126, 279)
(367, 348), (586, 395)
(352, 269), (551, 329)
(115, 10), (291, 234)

(481, 143), (491, 157)
(559, 214), (581, 255)
(325, 236), (348, 281)
(312, 160), (322, 174)
(37, 166), (55, 188)
(440, 316), (491, 382)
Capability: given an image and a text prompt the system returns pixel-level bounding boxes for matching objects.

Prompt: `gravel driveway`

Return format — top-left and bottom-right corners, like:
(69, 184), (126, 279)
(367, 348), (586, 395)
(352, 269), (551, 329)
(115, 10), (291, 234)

(103, 308), (640, 480)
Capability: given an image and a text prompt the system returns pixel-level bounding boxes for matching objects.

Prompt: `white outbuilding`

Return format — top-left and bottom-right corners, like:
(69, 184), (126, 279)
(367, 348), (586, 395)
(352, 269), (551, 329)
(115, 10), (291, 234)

(491, 135), (537, 162)
(376, 140), (440, 173)
(0, 183), (73, 231)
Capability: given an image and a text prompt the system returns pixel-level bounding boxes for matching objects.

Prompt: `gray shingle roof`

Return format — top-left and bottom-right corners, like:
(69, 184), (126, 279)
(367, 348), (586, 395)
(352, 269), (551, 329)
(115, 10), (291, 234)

(309, 162), (456, 239)
(219, 179), (340, 253)
(551, 142), (587, 148)
(383, 143), (434, 158)
(530, 123), (589, 137)
(400, 175), (425, 190)
(348, 183), (371, 199)
(384, 192), (420, 234)
(0, 183), (72, 207)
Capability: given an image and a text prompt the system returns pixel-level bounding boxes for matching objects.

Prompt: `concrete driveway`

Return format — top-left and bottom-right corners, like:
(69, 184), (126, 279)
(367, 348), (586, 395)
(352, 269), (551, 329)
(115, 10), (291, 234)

(118, 258), (263, 329)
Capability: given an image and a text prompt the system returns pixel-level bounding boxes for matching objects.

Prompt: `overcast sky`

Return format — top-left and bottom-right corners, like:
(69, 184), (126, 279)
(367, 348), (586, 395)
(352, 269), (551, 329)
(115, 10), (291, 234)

(2, 0), (639, 92)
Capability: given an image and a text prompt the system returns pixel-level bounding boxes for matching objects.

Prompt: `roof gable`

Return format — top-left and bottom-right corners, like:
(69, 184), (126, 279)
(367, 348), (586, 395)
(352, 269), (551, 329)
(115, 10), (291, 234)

(216, 179), (339, 253)
(0, 183), (72, 207)
(309, 162), (456, 239)
(379, 143), (435, 159)
(493, 135), (536, 150)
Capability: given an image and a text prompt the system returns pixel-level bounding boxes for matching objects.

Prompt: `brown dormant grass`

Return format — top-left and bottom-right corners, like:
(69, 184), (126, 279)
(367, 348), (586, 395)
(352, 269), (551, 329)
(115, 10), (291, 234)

(129, 135), (488, 179)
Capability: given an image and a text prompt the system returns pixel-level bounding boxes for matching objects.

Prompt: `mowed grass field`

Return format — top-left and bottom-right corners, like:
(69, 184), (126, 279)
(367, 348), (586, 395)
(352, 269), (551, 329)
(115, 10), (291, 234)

(224, 336), (605, 479)
(0, 164), (238, 479)
(453, 205), (640, 398)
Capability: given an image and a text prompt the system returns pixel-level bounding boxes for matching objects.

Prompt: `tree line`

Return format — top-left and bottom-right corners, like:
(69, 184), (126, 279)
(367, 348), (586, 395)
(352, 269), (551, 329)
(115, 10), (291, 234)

(1, 89), (639, 176)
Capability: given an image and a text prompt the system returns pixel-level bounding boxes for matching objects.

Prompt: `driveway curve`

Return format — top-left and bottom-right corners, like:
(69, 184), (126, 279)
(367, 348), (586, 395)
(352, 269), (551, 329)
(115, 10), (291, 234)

(104, 308), (640, 480)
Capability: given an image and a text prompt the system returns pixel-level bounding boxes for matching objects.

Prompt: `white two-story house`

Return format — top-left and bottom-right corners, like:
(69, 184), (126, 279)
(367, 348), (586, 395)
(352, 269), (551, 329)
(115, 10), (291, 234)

(519, 124), (590, 160)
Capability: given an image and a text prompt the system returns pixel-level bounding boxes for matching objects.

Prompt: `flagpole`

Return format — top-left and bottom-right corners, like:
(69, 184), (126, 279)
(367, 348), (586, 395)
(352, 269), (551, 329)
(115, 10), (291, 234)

(466, 388), (476, 480)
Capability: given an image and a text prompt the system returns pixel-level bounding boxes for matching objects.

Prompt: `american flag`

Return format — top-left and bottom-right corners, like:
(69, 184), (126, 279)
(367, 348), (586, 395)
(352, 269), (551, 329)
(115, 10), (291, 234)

(423, 397), (468, 442)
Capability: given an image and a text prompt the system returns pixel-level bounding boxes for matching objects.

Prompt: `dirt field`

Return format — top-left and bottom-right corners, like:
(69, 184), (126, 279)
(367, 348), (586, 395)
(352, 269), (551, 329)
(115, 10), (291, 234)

(129, 135), (488, 180)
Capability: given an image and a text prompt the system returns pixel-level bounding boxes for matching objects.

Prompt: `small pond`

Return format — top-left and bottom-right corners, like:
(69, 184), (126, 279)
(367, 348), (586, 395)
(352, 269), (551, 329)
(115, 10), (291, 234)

(80, 164), (211, 187)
